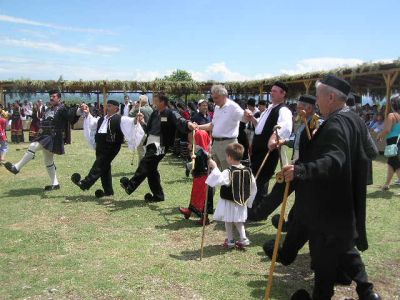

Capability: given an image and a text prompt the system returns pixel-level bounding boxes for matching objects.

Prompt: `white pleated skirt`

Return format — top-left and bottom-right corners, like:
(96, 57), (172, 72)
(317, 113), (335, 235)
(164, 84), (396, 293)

(213, 198), (251, 223)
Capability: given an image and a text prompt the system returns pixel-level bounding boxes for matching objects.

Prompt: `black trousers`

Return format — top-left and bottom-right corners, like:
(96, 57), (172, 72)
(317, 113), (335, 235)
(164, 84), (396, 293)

(82, 143), (121, 194)
(308, 231), (374, 299)
(248, 181), (296, 221)
(128, 144), (165, 200)
(249, 149), (279, 212)
(278, 216), (308, 265)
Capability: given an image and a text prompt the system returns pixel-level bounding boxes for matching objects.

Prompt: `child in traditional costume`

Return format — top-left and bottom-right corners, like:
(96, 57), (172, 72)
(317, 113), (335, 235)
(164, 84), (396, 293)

(179, 129), (213, 225)
(206, 142), (257, 249)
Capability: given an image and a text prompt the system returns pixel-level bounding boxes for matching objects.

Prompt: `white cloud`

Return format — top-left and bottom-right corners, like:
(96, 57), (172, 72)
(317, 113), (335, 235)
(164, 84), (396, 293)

(280, 57), (364, 75)
(0, 56), (168, 81)
(191, 62), (273, 82)
(0, 14), (115, 35)
(0, 37), (121, 55)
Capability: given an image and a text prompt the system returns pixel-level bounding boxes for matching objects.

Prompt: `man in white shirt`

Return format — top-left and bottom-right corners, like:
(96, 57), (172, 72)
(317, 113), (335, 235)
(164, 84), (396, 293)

(198, 84), (249, 170)
(120, 95), (132, 117)
(247, 81), (292, 219)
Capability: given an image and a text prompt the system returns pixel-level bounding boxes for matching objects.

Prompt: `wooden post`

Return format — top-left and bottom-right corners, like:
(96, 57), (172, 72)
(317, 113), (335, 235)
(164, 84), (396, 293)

(102, 82), (107, 115)
(303, 80), (313, 95)
(0, 86), (3, 107)
(383, 71), (399, 117)
(259, 85), (263, 101)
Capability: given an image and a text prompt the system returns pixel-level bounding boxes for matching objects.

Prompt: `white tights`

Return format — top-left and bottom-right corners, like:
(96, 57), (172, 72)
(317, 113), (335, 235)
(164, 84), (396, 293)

(225, 222), (247, 241)
(14, 142), (59, 186)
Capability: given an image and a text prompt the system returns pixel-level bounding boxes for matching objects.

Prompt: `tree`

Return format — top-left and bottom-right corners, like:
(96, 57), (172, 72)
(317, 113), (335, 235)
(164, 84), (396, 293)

(163, 69), (193, 81)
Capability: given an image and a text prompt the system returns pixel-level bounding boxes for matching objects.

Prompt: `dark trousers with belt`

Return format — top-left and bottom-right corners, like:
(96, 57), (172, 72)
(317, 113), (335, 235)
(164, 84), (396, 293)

(82, 142), (121, 195)
(128, 144), (165, 200)
(309, 231), (374, 299)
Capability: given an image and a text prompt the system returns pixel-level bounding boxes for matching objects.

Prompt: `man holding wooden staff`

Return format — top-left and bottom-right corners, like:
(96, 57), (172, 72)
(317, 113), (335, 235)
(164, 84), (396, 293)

(281, 75), (380, 300)
(246, 81), (292, 220)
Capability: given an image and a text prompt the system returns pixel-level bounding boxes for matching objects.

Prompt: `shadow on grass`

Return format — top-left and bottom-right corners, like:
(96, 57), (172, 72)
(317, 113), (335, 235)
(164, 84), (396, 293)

(367, 190), (396, 199)
(54, 194), (148, 211)
(155, 217), (202, 230)
(169, 244), (228, 260)
(247, 253), (313, 299)
(3, 187), (44, 197)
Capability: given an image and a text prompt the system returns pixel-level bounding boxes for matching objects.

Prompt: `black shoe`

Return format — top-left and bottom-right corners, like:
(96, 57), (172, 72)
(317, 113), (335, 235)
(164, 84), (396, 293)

(95, 189), (114, 198)
(44, 184), (60, 191)
(271, 214), (288, 232)
(144, 193), (164, 202)
(263, 239), (275, 260)
(71, 173), (86, 190)
(185, 164), (190, 177)
(361, 292), (381, 300)
(120, 177), (134, 195)
(290, 289), (312, 300)
(4, 162), (19, 174)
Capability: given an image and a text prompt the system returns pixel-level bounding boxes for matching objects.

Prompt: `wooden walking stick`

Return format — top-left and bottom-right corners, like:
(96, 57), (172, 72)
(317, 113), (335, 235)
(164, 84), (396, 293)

(264, 180), (290, 300)
(200, 167), (210, 261)
(255, 125), (282, 180)
(264, 125), (290, 300)
(255, 150), (270, 180)
(200, 154), (213, 260)
(299, 109), (311, 140)
(191, 130), (196, 170)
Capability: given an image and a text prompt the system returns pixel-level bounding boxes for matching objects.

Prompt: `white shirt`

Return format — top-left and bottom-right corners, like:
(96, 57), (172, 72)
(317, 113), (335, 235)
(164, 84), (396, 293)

(97, 113), (117, 133)
(211, 99), (245, 138)
(254, 102), (292, 140)
(83, 113), (144, 150)
(123, 103), (130, 116)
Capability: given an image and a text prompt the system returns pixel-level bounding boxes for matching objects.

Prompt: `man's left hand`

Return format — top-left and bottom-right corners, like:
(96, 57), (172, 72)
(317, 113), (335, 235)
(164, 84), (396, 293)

(282, 164), (295, 182)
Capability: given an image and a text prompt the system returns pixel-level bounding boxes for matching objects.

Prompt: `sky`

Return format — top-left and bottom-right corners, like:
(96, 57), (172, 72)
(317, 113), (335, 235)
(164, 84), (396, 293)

(0, 0), (399, 82)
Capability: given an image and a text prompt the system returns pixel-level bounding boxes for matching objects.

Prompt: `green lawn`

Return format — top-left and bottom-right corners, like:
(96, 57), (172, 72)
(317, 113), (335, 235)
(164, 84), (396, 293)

(0, 131), (399, 299)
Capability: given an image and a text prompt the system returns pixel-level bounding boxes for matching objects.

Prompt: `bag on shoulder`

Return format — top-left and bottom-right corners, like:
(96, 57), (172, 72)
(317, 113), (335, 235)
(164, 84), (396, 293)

(384, 134), (400, 157)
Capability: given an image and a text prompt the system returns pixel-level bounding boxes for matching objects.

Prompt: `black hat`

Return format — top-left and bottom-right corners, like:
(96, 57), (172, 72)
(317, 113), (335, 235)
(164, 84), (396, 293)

(273, 81), (288, 93)
(298, 95), (316, 105)
(107, 99), (119, 106)
(319, 74), (351, 96)
(247, 98), (256, 107)
(258, 100), (267, 106)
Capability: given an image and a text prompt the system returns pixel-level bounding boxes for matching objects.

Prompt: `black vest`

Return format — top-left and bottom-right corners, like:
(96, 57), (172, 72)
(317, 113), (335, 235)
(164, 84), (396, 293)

(252, 103), (285, 154)
(220, 166), (252, 206)
(145, 109), (184, 151)
(95, 114), (124, 145)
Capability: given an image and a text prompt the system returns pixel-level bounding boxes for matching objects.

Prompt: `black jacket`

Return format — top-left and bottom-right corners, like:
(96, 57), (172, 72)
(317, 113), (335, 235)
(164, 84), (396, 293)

(294, 107), (370, 251)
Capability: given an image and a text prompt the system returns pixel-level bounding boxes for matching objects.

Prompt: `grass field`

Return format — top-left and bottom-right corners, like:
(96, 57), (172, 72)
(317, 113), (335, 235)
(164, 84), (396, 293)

(0, 131), (399, 300)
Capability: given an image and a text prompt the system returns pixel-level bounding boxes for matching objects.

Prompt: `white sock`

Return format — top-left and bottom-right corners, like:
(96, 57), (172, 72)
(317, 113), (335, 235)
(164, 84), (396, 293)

(14, 142), (40, 170)
(43, 150), (59, 186)
(225, 222), (234, 241)
(234, 222), (247, 240)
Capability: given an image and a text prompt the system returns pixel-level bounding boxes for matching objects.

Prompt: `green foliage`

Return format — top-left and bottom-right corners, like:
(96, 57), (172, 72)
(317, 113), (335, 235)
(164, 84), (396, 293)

(162, 69), (194, 82)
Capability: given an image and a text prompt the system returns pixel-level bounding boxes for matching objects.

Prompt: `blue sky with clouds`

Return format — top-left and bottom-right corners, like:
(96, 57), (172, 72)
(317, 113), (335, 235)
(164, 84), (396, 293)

(0, 0), (399, 81)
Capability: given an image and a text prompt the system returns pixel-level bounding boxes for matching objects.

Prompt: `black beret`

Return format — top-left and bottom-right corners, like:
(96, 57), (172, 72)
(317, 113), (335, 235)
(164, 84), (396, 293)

(273, 81), (288, 93)
(298, 95), (316, 105)
(107, 99), (119, 106)
(247, 98), (256, 106)
(319, 74), (351, 96)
